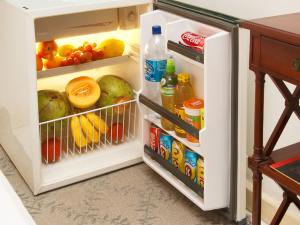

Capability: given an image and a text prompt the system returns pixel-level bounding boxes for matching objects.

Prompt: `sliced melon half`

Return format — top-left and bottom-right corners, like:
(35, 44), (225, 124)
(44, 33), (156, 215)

(66, 76), (100, 109)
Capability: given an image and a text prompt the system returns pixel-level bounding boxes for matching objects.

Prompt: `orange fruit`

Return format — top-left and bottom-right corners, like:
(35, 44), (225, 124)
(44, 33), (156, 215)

(37, 40), (58, 59)
(36, 55), (43, 71)
(44, 56), (63, 69)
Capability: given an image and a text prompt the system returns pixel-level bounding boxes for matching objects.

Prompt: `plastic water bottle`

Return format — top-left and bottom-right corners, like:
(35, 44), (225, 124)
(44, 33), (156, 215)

(144, 25), (167, 104)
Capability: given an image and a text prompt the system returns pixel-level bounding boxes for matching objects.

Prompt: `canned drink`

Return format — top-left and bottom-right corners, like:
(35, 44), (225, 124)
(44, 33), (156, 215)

(197, 157), (204, 188)
(160, 133), (173, 163)
(150, 124), (161, 153)
(179, 32), (205, 52)
(172, 140), (185, 173)
(183, 98), (204, 146)
(185, 149), (198, 182)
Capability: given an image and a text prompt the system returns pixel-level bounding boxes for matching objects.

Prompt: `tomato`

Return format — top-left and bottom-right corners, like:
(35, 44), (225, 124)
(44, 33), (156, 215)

(41, 138), (61, 163)
(108, 123), (124, 143)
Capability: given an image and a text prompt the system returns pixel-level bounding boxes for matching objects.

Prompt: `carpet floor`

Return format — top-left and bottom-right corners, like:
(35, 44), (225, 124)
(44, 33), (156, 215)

(0, 146), (233, 225)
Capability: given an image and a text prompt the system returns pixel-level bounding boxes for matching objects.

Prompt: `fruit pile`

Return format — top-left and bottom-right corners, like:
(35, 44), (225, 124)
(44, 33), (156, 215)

(38, 75), (134, 163)
(36, 38), (125, 71)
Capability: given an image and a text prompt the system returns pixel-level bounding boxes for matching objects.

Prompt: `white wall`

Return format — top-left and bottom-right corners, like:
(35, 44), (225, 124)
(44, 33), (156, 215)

(176, 0), (300, 221)
(175, 0), (300, 19)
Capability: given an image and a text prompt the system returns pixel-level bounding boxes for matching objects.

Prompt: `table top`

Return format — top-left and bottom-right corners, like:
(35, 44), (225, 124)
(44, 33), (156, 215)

(0, 171), (36, 225)
(241, 13), (300, 45)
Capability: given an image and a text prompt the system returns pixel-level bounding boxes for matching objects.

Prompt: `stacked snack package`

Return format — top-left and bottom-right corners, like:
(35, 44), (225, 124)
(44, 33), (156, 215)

(160, 133), (173, 164)
(149, 124), (204, 188)
(197, 157), (204, 188)
(172, 140), (185, 173)
(149, 124), (161, 153)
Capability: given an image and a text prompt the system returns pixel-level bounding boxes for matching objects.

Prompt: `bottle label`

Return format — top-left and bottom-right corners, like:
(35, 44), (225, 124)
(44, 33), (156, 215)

(145, 59), (167, 82)
(160, 78), (175, 96)
(161, 87), (175, 96)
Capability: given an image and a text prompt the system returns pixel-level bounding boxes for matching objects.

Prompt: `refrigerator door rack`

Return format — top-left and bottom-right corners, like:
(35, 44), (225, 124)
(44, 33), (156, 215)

(144, 114), (201, 154)
(39, 98), (138, 165)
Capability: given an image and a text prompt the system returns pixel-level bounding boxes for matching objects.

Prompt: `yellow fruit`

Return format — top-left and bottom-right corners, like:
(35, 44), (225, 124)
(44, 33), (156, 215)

(70, 116), (89, 148)
(58, 44), (75, 57)
(79, 115), (100, 144)
(98, 39), (125, 58)
(66, 76), (101, 109)
(86, 113), (108, 134)
(44, 56), (64, 69)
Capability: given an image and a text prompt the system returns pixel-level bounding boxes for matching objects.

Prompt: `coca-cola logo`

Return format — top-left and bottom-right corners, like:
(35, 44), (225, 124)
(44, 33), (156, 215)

(181, 32), (205, 47)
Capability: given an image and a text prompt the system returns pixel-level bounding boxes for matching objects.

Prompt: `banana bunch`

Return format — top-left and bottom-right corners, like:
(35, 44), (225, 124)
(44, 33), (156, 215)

(71, 112), (108, 148)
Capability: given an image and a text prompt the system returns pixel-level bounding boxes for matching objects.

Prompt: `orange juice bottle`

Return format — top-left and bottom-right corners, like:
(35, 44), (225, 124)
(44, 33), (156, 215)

(174, 73), (194, 137)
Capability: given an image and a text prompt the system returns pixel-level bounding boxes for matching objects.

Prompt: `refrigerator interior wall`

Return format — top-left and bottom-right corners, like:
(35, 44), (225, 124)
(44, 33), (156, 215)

(140, 10), (231, 210)
(24, 4), (151, 193)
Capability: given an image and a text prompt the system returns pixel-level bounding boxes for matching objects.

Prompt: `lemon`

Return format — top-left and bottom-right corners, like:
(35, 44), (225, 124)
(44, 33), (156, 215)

(98, 39), (125, 58)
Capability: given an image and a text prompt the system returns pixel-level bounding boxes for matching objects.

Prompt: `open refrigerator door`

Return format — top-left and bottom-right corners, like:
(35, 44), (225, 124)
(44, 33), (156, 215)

(139, 9), (232, 211)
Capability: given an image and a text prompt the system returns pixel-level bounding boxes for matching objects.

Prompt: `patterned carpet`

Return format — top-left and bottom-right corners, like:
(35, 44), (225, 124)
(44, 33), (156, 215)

(0, 146), (233, 225)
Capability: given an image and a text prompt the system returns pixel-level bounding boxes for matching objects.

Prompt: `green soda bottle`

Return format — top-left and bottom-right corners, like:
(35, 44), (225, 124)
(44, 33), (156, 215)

(160, 58), (177, 130)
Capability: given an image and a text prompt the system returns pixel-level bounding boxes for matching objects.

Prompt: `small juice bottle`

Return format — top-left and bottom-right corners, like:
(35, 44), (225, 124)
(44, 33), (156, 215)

(174, 73), (194, 137)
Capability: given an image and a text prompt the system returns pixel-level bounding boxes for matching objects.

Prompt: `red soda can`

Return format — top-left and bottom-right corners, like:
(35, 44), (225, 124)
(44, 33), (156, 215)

(150, 124), (161, 153)
(179, 31), (206, 52)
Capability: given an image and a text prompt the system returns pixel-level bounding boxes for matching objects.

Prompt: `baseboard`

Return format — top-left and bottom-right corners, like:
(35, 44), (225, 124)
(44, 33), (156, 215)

(246, 181), (300, 225)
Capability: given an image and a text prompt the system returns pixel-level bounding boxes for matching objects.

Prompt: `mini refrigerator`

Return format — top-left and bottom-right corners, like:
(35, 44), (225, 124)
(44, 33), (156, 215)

(0, 0), (246, 223)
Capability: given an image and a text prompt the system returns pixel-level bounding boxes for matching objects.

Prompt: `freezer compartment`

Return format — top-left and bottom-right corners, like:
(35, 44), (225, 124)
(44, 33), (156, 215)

(34, 5), (148, 42)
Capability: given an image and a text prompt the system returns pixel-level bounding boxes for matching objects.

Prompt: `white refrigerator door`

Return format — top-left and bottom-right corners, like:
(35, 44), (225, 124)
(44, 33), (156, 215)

(140, 9), (232, 211)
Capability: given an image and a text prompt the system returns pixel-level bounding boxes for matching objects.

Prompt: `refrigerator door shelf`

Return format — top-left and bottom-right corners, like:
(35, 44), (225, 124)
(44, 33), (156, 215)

(140, 9), (231, 211)
(143, 153), (205, 209)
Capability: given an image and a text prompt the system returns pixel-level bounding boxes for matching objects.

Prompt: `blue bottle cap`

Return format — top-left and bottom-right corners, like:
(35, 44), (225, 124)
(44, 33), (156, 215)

(152, 25), (162, 35)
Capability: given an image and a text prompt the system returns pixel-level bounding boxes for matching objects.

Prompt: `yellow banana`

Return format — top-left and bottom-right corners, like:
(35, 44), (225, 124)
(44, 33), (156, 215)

(79, 115), (100, 144)
(86, 113), (108, 134)
(71, 116), (89, 148)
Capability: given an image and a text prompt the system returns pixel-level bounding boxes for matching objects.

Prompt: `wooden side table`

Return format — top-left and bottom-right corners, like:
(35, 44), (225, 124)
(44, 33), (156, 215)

(241, 13), (300, 225)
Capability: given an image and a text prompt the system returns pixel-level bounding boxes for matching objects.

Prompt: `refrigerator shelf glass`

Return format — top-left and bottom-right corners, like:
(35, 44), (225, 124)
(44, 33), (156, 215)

(39, 98), (138, 165)
(37, 55), (131, 79)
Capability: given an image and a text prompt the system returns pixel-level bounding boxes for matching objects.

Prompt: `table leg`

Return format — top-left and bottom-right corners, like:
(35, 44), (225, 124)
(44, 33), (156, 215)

(252, 71), (266, 225)
(270, 193), (291, 225)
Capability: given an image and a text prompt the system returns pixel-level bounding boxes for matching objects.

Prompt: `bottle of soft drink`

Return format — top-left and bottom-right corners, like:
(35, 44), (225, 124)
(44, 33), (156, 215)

(160, 57), (177, 131)
(174, 73), (194, 137)
(144, 25), (167, 103)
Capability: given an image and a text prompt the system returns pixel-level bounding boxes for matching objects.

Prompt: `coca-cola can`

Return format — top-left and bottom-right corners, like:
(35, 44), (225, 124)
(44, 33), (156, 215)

(150, 124), (161, 153)
(179, 31), (206, 52)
